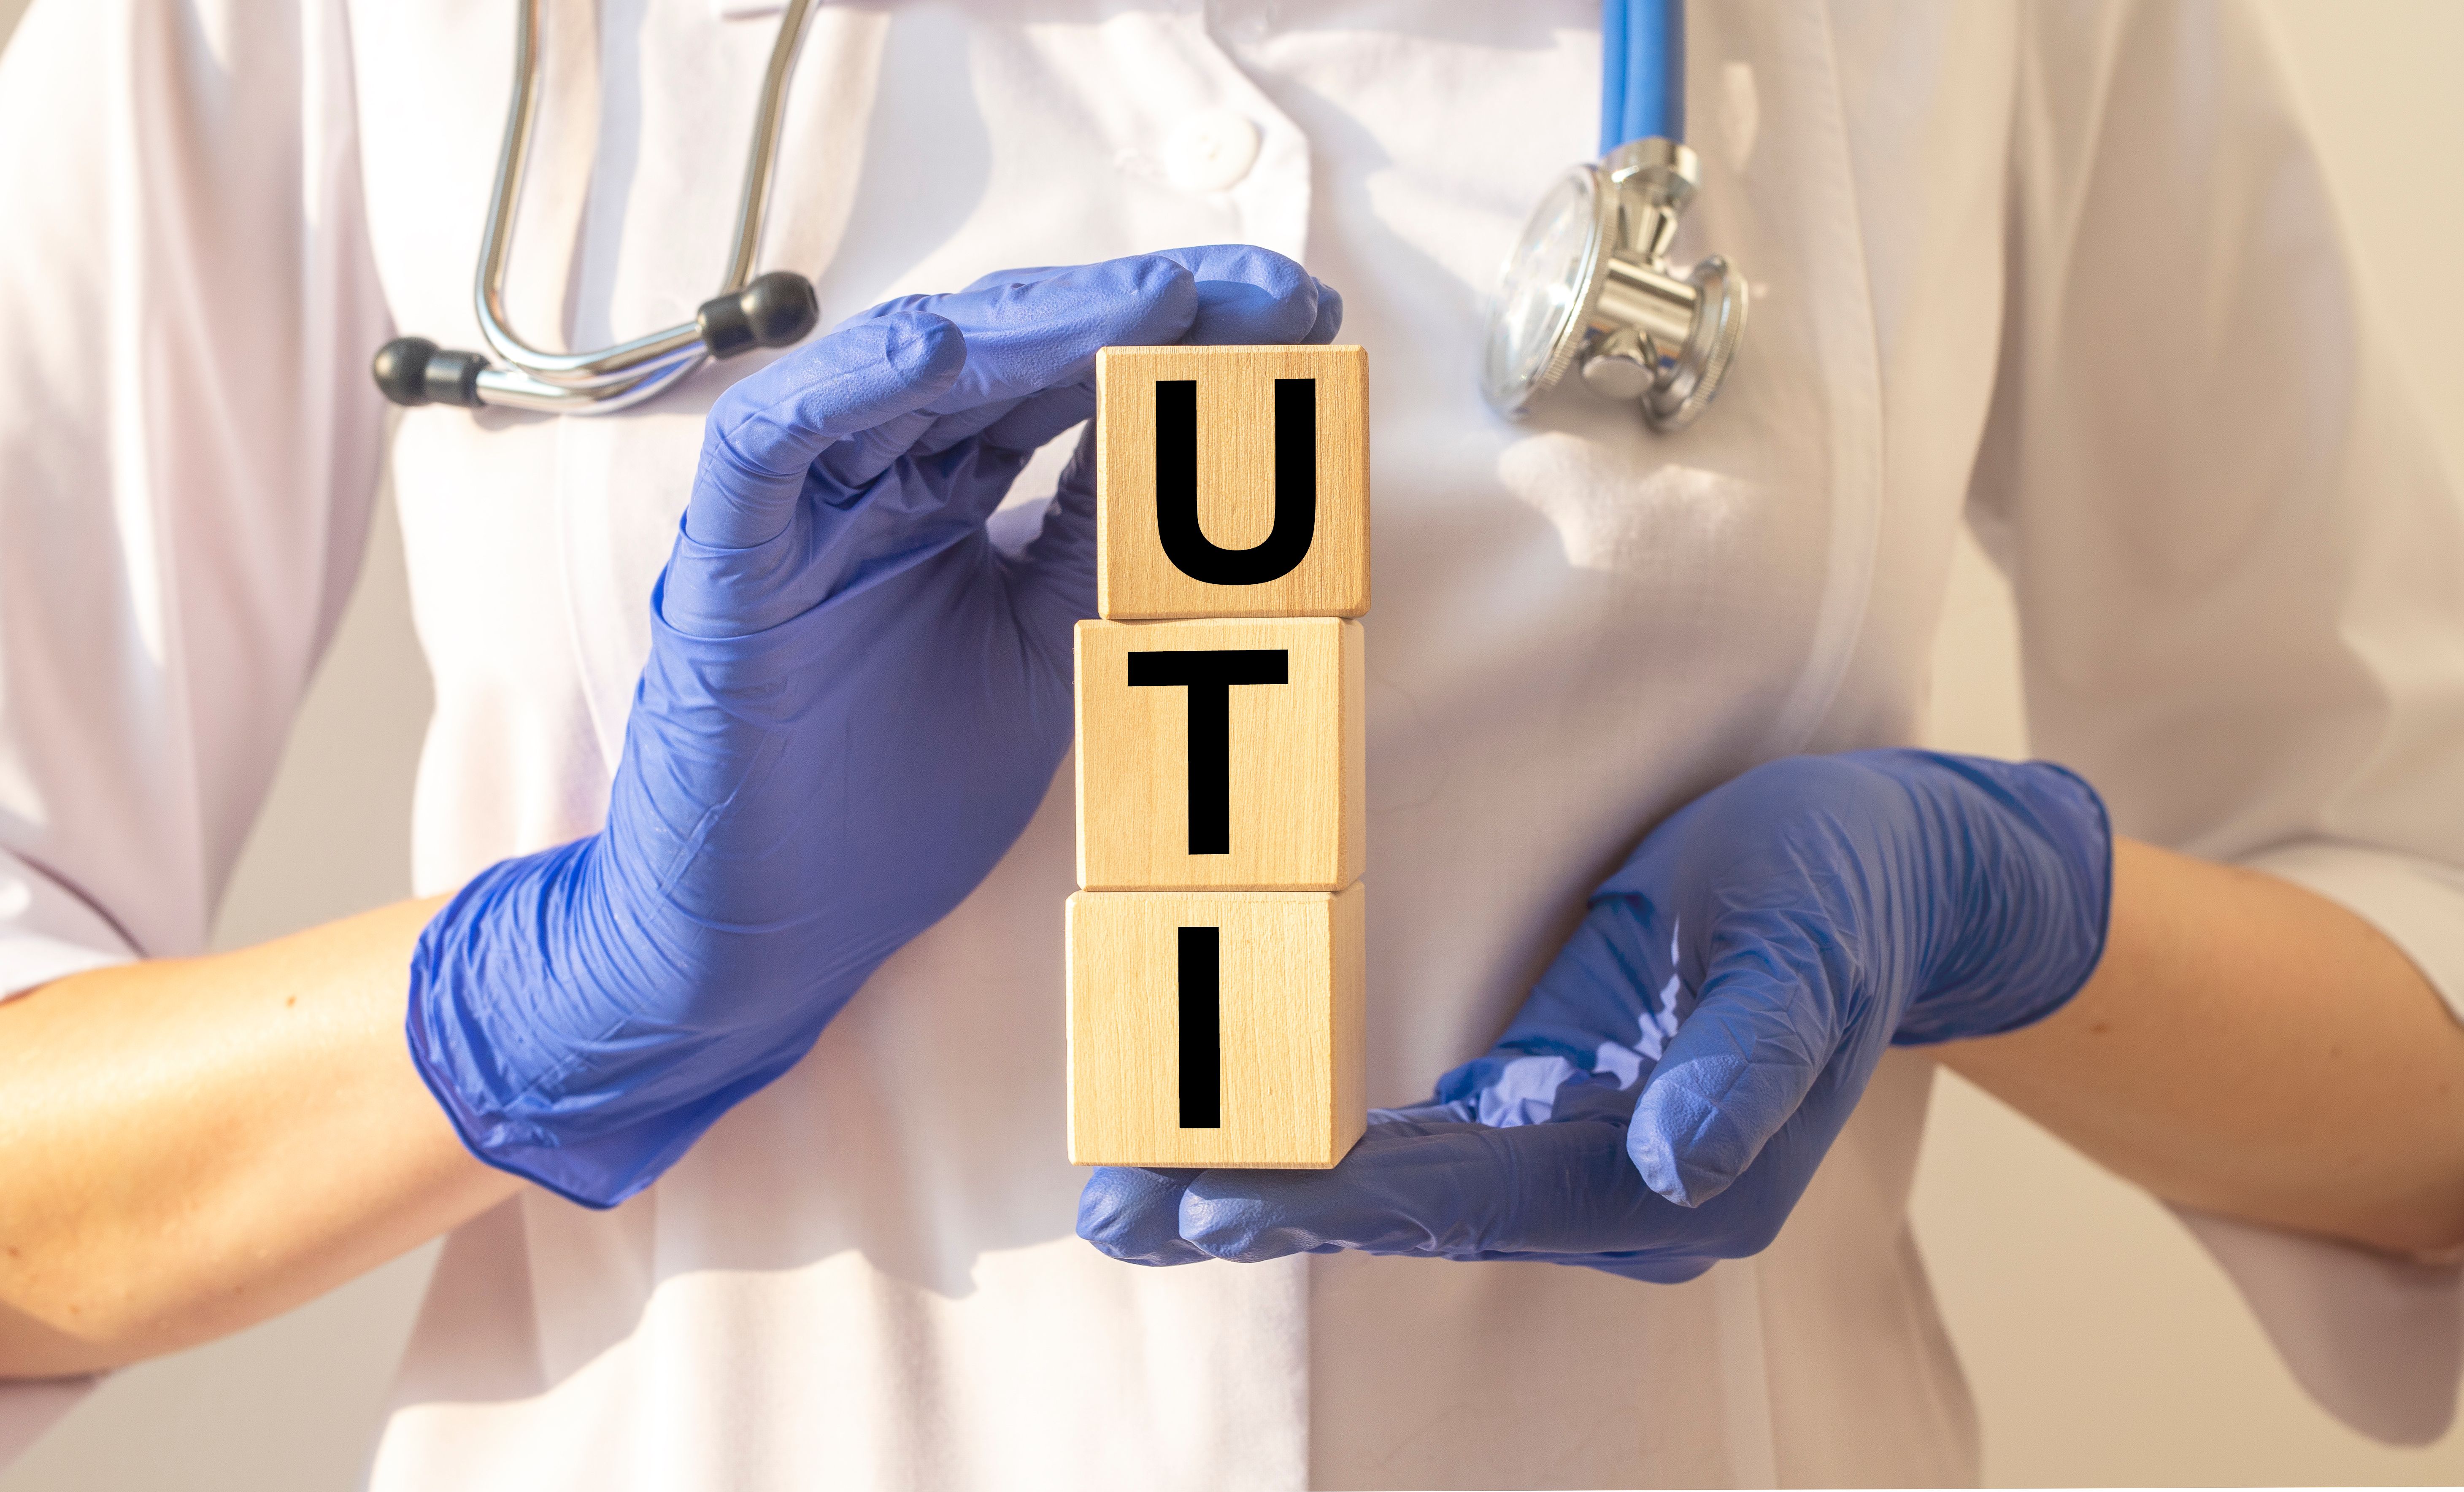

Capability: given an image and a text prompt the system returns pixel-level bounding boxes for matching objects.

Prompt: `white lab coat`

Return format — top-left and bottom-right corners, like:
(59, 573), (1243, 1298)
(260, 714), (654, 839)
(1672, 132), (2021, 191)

(0, 0), (2459, 1484)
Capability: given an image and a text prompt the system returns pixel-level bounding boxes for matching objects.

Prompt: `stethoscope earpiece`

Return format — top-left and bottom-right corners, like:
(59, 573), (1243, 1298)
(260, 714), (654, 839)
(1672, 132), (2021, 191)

(696, 271), (822, 360)
(371, 338), (485, 410)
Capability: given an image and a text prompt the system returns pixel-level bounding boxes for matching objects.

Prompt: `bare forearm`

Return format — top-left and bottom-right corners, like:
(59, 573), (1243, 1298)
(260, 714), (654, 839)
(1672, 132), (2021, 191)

(0, 898), (520, 1376)
(1940, 838), (2464, 1257)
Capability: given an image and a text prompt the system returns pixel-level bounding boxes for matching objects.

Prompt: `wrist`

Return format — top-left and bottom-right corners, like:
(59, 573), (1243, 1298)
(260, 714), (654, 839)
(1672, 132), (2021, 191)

(1891, 753), (2115, 1046)
(405, 837), (727, 1208)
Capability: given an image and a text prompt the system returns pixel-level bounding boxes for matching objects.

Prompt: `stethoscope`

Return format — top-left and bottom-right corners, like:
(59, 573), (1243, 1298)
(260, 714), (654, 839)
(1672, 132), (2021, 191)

(373, 0), (1740, 432)
(1480, 0), (1744, 429)
(373, 0), (824, 413)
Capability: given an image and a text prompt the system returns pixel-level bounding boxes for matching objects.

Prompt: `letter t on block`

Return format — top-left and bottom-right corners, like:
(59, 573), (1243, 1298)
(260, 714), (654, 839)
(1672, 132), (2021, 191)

(1075, 617), (1365, 892)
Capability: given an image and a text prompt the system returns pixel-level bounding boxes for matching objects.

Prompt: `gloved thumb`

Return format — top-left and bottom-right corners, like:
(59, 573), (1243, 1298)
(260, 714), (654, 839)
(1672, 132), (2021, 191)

(1004, 420), (1101, 647)
(1625, 935), (1836, 1207)
(690, 311), (967, 550)
(1077, 1165), (1211, 1266)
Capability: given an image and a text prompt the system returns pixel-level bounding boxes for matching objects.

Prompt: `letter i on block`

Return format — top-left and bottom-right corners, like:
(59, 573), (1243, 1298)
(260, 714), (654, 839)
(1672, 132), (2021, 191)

(1069, 344), (1370, 1168)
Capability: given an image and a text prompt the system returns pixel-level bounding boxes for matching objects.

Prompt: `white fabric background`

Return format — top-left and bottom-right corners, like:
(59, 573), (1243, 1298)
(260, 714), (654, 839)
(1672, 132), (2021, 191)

(0, 0), (2456, 1486)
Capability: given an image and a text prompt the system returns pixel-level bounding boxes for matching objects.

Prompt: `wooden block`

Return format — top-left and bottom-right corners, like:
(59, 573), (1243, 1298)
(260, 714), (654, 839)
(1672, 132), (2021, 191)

(1075, 617), (1365, 893)
(1096, 344), (1370, 620)
(1067, 885), (1365, 1168)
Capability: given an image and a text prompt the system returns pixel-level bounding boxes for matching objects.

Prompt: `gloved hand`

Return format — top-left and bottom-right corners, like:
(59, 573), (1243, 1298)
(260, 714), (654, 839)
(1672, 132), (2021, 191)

(409, 248), (1343, 1207)
(1079, 750), (2110, 1280)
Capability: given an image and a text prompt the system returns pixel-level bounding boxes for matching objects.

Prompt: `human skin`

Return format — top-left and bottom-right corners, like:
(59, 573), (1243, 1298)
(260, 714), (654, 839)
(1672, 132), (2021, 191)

(0, 838), (2457, 1376)
(0, 897), (517, 1376)
(1939, 838), (2464, 1257)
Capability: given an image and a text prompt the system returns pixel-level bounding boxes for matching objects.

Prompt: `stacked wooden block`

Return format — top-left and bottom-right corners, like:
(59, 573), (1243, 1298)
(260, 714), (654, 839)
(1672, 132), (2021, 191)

(1068, 345), (1370, 1168)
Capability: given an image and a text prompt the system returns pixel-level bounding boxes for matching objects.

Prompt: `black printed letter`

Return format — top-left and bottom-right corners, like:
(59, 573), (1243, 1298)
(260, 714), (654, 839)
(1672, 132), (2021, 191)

(1178, 926), (1221, 1129)
(1154, 378), (1318, 585)
(1127, 649), (1290, 854)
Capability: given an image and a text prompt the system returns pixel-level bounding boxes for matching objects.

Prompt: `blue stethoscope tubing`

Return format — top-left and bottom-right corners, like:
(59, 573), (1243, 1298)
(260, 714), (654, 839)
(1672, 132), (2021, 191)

(1600, 0), (1684, 153)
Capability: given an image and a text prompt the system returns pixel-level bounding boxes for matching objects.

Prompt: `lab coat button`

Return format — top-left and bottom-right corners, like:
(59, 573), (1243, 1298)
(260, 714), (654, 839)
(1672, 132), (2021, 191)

(1162, 110), (1262, 194)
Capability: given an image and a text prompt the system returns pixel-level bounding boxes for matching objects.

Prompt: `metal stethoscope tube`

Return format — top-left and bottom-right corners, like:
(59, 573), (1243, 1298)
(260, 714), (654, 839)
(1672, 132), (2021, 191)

(372, 0), (824, 415)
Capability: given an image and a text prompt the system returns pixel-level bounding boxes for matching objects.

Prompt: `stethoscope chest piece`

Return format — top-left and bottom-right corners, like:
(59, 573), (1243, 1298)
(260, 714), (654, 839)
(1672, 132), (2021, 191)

(1480, 137), (1745, 431)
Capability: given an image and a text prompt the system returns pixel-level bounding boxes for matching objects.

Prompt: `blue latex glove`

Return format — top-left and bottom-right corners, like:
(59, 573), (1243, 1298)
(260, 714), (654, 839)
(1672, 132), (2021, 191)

(408, 248), (1343, 1207)
(1078, 750), (2110, 1280)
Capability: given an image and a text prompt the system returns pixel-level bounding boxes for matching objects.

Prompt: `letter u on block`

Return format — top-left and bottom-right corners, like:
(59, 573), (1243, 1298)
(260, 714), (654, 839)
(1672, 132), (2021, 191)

(1095, 345), (1370, 620)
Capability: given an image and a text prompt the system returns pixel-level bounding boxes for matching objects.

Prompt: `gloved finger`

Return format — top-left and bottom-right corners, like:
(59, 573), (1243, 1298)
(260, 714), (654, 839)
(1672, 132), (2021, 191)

(1301, 279), (1344, 344)
(692, 312), (965, 548)
(1077, 1166), (1210, 1265)
(811, 406), (943, 493)
(969, 261), (1340, 457)
(859, 251), (1340, 484)
(900, 247), (1338, 464)
(1175, 1111), (1657, 1263)
(848, 256), (1199, 406)
(817, 256), (1201, 489)
(915, 393), (1043, 457)
(976, 383), (1096, 455)
(1625, 932), (1837, 1208)
(1146, 245), (1332, 345)
(1000, 247), (1339, 441)
(823, 382), (1077, 475)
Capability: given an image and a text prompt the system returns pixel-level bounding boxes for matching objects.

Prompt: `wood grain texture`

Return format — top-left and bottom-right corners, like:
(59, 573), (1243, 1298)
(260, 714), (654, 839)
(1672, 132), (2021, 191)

(1075, 617), (1365, 892)
(1096, 344), (1370, 620)
(1067, 885), (1366, 1168)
